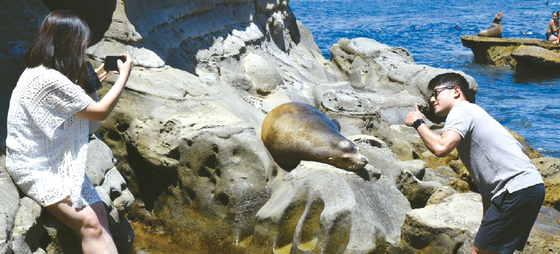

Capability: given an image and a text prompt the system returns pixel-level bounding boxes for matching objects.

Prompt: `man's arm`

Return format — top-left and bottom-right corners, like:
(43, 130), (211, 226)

(416, 125), (462, 157)
(405, 103), (462, 157)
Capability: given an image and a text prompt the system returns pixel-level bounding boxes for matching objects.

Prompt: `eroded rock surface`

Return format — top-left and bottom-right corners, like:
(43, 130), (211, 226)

(1, 1), (559, 253)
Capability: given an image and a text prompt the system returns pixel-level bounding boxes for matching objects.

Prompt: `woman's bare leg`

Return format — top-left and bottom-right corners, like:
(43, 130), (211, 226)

(46, 199), (116, 254)
(90, 201), (118, 253)
(548, 34), (559, 44)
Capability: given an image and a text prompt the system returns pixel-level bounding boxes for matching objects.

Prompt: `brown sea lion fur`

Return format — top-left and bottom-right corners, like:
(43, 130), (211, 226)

(261, 102), (369, 171)
(478, 12), (503, 37)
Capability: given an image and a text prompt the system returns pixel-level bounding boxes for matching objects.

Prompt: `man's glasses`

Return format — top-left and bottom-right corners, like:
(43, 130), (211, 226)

(431, 86), (456, 99)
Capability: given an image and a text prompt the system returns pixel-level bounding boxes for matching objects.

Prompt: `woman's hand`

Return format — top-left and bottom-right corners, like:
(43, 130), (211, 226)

(95, 63), (108, 82)
(77, 54), (132, 121)
(115, 53), (132, 78)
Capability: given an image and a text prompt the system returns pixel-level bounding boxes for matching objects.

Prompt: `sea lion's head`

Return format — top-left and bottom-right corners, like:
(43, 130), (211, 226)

(328, 140), (369, 171)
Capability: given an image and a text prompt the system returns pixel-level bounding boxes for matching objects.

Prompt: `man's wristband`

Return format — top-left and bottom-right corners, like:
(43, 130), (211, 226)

(413, 119), (425, 130)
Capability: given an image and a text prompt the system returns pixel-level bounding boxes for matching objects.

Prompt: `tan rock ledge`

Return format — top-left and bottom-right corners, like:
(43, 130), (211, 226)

(461, 35), (560, 69)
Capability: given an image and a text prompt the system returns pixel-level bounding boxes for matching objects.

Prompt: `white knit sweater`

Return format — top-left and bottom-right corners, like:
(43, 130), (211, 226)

(6, 65), (101, 208)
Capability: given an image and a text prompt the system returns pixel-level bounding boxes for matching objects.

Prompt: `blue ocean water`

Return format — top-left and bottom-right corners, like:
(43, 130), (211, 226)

(291, 0), (560, 157)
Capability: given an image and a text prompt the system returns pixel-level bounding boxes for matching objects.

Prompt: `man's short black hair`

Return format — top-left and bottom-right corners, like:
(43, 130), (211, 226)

(428, 73), (470, 101)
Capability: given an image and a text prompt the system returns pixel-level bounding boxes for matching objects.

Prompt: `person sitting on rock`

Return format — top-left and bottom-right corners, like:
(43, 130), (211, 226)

(405, 73), (544, 254)
(546, 10), (560, 44)
(5, 10), (132, 254)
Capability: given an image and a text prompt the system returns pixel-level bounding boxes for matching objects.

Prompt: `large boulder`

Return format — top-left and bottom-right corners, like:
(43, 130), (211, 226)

(512, 45), (560, 73)
(247, 161), (411, 253)
(402, 193), (560, 253)
(401, 193), (483, 253)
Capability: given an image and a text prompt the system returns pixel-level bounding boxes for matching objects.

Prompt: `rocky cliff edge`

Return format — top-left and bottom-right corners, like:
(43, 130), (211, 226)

(1, 1), (560, 253)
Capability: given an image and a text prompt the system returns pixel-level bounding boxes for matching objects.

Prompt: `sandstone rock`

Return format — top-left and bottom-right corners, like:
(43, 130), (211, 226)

(247, 161), (411, 253)
(403, 193), (560, 253)
(311, 82), (355, 108)
(399, 159), (427, 178)
(397, 170), (442, 209)
(523, 206), (560, 253)
(461, 35), (560, 66)
(425, 186), (458, 206)
(401, 193), (482, 253)
(85, 135), (116, 186)
(348, 133), (406, 183)
(0, 153), (19, 254)
(11, 197), (44, 254)
(422, 166), (470, 193)
(532, 157), (560, 211)
(244, 53), (284, 95)
(512, 45), (560, 73)
(331, 37), (478, 123)
(87, 135), (135, 254)
(0, 1), (553, 253)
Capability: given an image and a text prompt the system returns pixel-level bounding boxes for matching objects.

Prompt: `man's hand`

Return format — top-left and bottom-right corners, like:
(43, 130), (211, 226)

(405, 103), (423, 127)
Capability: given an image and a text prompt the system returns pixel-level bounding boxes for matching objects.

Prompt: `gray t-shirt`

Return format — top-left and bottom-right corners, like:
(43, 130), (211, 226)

(443, 101), (543, 204)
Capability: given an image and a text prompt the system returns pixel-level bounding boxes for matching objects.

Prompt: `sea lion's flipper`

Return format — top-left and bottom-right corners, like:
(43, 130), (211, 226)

(331, 118), (341, 131)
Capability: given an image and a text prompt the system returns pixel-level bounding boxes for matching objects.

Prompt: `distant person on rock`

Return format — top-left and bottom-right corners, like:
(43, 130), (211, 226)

(546, 10), (560, 44)
(5, 10), (132, 254)
(405, 73), (544, 254)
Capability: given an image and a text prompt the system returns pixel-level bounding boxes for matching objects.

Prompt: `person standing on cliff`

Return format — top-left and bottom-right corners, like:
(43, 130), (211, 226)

(5, 10), (132, 253)
(405, 73), (544, 254)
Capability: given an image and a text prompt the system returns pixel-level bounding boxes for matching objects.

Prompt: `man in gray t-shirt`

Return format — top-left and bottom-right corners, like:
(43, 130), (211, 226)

(405, 73), (544, 254)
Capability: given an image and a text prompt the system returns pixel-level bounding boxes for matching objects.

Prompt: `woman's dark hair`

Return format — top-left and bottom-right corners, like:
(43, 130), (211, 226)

(24, 10), (91, 88)
(553, 11), (560, 17)
(428, 73), (470, 100)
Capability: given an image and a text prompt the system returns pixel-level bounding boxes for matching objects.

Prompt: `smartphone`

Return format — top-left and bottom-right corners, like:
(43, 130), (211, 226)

(104, 55), (127, 71)
(84, 61), (103, 94)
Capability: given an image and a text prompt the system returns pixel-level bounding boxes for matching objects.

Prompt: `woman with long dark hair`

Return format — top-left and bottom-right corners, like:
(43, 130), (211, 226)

(5, 10), (132, 253)
(546, 10), (560, 44)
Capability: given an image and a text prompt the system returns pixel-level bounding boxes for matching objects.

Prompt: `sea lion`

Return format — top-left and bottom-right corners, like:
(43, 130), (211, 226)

(261, 102), (369, 171)
(478, 12), (502, 38)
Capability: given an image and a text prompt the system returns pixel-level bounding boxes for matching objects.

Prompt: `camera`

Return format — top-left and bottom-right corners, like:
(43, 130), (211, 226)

(104, 55), (127, 71)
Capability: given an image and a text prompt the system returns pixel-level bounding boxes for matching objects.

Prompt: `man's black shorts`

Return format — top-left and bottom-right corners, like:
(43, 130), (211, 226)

(474, 183), (545, 254)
